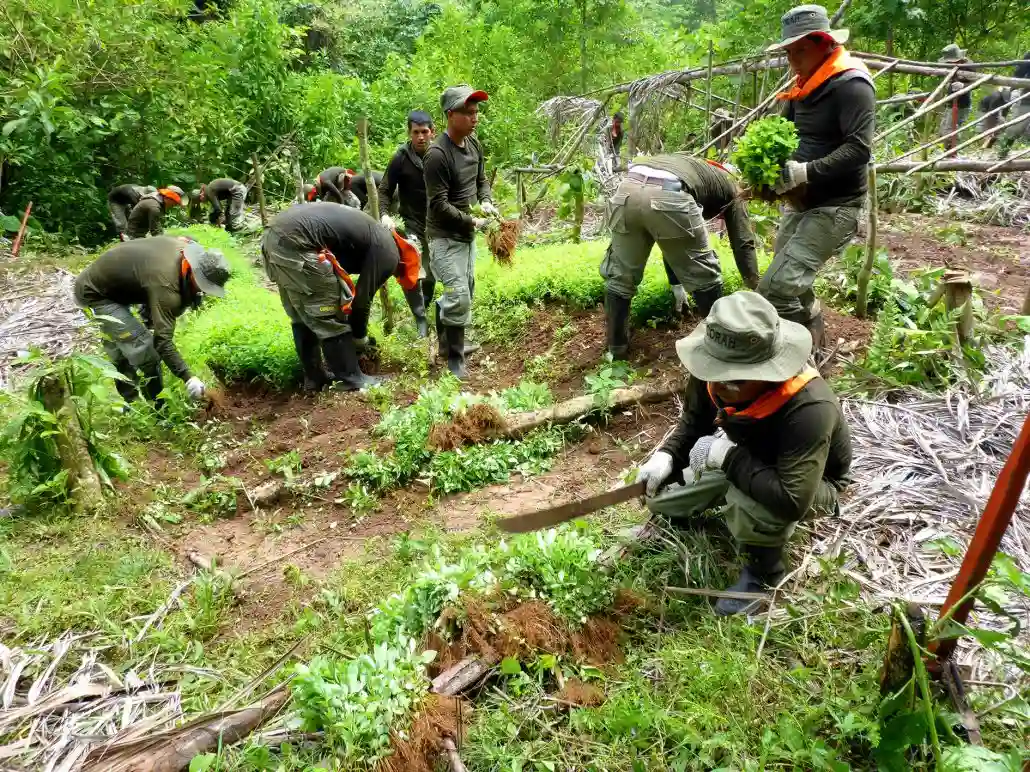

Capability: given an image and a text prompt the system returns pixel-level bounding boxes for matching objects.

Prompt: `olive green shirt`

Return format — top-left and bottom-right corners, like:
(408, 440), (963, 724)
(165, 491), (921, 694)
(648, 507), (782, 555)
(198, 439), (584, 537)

(74, 236), (193, 380)
(126, 196), (165, 239)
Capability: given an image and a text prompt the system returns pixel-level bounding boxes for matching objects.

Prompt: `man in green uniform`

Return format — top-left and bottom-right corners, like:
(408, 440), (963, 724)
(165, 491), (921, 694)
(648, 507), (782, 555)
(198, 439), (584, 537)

(261, 203), (422, 392)
(938, 44), (973, 148)
(762, 5), (874, 354)
(126, 186), (186, 240)
(637, 292), (852, 615)
(310, 167), (361, 209)
(200, 178), (247, 233)
(423, 85), (497, 380)
(107, 183), (155, 240)
(74, 236), (231, 404)
(600, 155), (759, 360)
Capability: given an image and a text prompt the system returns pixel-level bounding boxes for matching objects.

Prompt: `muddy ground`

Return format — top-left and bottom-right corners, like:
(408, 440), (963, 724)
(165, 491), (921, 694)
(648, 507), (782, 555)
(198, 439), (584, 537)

(119, 214), (1028, 636)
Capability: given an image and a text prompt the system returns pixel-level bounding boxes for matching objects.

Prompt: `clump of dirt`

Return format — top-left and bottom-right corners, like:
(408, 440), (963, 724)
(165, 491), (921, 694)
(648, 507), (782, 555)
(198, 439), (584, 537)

(427, 403), (506, 451)
(201, 386), (228, 419)
(383, 693), (465, 772)
(555, 677), (606, 707)
(612, 588), (648, 616)
(486, 219), (521, 265)
(571, 617), (624, 665)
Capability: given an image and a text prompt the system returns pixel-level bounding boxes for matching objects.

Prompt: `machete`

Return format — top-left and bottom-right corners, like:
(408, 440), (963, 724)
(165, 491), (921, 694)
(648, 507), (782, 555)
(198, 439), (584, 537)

(497, 481), (646, 533)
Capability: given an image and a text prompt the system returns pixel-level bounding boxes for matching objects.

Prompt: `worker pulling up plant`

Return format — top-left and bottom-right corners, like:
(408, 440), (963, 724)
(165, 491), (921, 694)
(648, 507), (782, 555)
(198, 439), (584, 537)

(125, 186), (187, 240)
(636, 292), (853, 615)
(197, 177), (247, 233)
(760, 4), (875, 356)
(261, 202), (421, 392)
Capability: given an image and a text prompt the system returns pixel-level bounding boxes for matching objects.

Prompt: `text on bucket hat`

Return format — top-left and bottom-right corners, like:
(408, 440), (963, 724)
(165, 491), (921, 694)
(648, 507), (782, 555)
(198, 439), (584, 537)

(674, 292), (812, 382)
(766, 4), (849, 51)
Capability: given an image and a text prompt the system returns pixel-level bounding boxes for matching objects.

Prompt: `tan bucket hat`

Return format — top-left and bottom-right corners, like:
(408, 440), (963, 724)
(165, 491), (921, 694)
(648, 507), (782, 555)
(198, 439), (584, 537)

(766, 5), (849, 52)
(675, 292), (812, 382)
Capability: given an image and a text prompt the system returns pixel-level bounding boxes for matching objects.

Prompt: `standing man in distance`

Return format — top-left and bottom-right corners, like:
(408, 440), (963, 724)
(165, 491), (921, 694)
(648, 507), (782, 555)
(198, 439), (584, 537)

(379, 109), (436, 337)
(761, 5), (874, 355)
(126, 186), (187, 239)
(423, 85), (497, 380)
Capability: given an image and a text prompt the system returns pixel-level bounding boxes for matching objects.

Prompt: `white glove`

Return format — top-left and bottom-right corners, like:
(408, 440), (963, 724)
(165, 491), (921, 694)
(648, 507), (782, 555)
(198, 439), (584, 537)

(671, 284), (689, 314)
(380, 214), (396, 230)
(473, 217), (492, 231)
(185, 377), (206, 400)
(480, 201), (500, 218)
(688, 435), (737, 480)
(773, 160), (808, 194)
(637, 450), (675, 497)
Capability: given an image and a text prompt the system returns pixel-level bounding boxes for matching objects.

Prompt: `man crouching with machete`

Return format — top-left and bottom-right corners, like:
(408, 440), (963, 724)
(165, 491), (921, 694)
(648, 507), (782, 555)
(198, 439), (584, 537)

(636, 292), (852, 615)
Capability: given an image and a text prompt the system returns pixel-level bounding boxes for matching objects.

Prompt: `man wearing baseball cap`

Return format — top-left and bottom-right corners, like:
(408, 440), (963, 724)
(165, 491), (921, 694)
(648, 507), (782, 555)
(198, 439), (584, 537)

(635, 292), (852, 615)
(600, 154), (759, 360)
(311, 167), (362, 209)
(74, 236), (231, 405)
(423, 84), (497, 380)
(760, 4), (874, 355)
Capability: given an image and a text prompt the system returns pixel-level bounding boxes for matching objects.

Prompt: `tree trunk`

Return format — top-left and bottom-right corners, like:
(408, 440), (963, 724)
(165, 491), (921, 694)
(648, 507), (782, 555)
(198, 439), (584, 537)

(358, 117), (394, 335)
(37, 373), (105, 515)
(856, 165), (878, 318)
(251, 153), (267, 227)
(579, 0), (587, 94)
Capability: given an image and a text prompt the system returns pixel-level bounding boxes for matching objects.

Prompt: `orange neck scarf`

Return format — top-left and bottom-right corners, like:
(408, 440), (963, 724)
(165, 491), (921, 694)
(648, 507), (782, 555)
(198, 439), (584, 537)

(709, 367), (819, 421)
(391, 230), (421, 291)
(777, 47), (869, 102)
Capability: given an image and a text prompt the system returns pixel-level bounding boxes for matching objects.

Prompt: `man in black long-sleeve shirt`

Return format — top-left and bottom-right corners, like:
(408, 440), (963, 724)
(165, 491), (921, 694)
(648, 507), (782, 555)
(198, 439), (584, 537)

(761, 5), (874, 354)
(201, 177), (247, 233)
(261, 203), (422, 391)
(423, 85), (497, 379)
(311, 167), (361, 208)
(378, 110), (437, 337)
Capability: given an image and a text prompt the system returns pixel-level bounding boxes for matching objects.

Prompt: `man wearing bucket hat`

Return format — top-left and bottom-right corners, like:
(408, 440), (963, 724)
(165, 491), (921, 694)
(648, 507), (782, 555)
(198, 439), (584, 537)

(261, 202), (422, 392)
(125, 186), (187, 240)
(601, 154), (759, 360)
(636, 292), (852, 615)
(938, 44), (974, 148)
(74, 236), (231, 405)
(760, 5), (874, 355)
(423, 84), (496, 380)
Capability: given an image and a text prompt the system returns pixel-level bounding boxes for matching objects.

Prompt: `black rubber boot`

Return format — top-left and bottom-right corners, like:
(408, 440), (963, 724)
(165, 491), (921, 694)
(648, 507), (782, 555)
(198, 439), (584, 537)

(320, 333), (381, 391)
(291, 324), (328, 392)
(691, 282), (724, 318)
(604, 291), (632, 360)
(443, 325), (469, 380)
(403, 287), (429, 338)
(435, 300), (447, 361)
(714, 545), (786, 616)
(422, 277), (436, 311)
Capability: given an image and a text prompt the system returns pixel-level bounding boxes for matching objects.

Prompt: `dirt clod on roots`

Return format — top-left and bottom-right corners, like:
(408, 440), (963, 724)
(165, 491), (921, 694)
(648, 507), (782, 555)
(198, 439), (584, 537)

(486, 219), (521, 265)
(556, 677), (606, 707)
(427, 402), (507, 450)
(383, 694), (465, 772)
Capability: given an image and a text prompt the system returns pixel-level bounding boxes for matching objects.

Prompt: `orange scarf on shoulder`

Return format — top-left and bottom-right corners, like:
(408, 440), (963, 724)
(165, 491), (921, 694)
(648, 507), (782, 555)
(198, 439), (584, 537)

(709, 367), (819, 421)
(777, 47), (870, 102)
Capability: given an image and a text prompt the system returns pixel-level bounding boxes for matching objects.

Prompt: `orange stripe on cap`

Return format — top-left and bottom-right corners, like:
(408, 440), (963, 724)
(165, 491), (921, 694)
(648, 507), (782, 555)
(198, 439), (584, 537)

(158, 188), (182, 204)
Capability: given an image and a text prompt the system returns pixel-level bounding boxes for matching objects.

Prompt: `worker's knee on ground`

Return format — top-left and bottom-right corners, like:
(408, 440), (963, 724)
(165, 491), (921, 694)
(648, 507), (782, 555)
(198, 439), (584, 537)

(723, 487), (796, 548)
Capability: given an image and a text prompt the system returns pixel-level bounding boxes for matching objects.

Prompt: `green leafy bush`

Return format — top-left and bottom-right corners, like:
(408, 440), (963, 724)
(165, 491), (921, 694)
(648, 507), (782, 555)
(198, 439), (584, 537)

(817, 244), (896, 315)
(730, 116), (800, 191)
(291, 639), (436, 764)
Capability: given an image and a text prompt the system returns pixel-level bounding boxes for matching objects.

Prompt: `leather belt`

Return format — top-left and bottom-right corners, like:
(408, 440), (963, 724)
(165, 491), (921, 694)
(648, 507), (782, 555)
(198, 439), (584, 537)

(627, 172), (683, 192)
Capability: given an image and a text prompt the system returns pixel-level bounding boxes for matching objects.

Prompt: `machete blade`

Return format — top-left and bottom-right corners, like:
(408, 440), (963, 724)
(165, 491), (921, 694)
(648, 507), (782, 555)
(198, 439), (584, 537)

(496, 481), (646, 533)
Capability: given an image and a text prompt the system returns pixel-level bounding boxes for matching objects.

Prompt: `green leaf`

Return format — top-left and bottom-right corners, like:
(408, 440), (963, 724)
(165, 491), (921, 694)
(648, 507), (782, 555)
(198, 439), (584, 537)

(500, 656), (522, 675)
(188, 754), (218, 772)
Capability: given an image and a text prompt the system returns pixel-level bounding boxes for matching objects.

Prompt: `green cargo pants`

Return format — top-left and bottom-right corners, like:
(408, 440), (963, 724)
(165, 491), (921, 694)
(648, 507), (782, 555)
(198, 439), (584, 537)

(758, 205), (859, 322)
(83, 299), (163, 400)
(429, 237), (476, 326)
(646, 470), (838, 548)
(600, 178), (722, 299)
(262, 228), (354, 340)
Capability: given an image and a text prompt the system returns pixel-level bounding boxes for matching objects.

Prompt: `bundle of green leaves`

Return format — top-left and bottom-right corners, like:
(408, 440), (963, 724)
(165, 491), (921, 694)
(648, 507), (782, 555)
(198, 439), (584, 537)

(730, 116), (800, 192)
(291, 639), (436, 764)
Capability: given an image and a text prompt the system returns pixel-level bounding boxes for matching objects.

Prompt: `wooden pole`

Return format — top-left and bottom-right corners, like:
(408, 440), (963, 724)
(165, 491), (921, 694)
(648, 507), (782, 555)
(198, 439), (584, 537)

(250, 154), (267, 227)
(357, 117), (394, 334)
(931, 412), (1030, 666)
(872, 68), (966, 144)
(704, 40), (714, 147)
(876, 159), (1030, 173)
(987, 146), (1030, 172)
(292, 151), (305, 204)
(906, 110), (1030, 174)
(855, 165), (878, 319)
(11, 201), (32, 257)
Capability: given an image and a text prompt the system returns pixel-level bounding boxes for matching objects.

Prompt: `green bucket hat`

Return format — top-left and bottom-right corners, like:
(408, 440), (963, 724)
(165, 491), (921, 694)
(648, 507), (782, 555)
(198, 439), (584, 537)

(939, 43), (968, 63)
(182, 241), (231, 298)
(675, 292), (812, 382)
(766, 4), (849, 52)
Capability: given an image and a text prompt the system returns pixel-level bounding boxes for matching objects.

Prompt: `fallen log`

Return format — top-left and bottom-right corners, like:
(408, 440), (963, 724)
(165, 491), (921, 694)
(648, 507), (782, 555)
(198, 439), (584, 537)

(83, 687), (289, 772)
(502, 381), (680, 439)
(431, 655), (498, 696)
(875, 159), (1030, 173)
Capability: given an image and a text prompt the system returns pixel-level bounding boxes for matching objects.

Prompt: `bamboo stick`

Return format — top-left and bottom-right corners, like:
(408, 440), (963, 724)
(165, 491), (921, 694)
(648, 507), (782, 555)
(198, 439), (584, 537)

(877, 91), (929, 106)
(250, 153), (267, 227)
(876, 159), (1030, 173)
(856, 165), (878, 319)
(986, 146), (1030, 173)
(357, 116), (394, 334)
(886, 91), (1024, 165)
(11, 201), (32, 257)
(857, 51), (1030, 70)
(704, 40), (714, 146)
(872, 68), (966, 144)
(871, 59), (899, 81)
(905, 110), (1030, 174)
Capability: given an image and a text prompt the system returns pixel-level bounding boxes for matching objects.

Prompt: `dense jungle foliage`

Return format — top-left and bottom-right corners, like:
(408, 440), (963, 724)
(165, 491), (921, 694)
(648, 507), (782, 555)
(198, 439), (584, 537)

(1, 0), (1027, 242)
